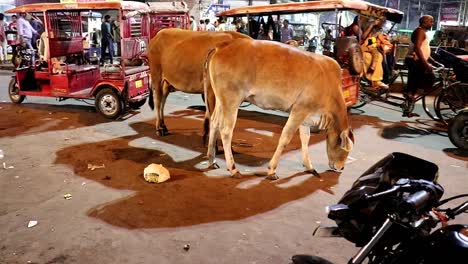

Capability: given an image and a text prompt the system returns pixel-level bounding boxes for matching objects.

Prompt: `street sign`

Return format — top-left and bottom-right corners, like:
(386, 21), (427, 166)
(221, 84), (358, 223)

(440, 4), (459, 22)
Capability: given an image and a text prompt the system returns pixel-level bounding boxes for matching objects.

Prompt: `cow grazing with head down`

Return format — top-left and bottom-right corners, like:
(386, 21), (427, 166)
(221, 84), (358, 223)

(147, 28), (250, 136)
(205, 39), (354, 180)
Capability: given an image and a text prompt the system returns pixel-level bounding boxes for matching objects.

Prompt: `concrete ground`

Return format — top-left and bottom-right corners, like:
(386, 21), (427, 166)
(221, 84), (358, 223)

(0, 70), (466, 264)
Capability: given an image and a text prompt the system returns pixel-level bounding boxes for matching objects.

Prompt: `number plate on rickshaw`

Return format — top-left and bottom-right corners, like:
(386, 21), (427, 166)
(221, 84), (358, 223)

(343, 90), (350, 98)
(135, 80), (143, 88)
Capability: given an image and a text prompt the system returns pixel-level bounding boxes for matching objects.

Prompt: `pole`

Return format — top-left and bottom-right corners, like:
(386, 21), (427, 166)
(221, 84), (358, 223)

(437, 0), (443, 30)
(335, 8), (339, 39)
(465, 0), (468, 26)
(458, 0), (463, 25)
(406, 0), (411, 29)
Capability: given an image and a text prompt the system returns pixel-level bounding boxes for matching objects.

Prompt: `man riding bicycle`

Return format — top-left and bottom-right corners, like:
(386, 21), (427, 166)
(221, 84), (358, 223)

(404, 15), (442, 117)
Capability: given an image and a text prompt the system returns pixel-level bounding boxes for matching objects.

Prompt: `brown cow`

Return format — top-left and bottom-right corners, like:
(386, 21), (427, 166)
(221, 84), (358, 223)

(205, 39), (354, 180)
(147, 28), (250, 136)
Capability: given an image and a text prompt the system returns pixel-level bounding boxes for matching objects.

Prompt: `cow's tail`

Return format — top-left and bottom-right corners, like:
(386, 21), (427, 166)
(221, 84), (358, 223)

(203, 47), (218, 143)
(148, 78), (154, 110)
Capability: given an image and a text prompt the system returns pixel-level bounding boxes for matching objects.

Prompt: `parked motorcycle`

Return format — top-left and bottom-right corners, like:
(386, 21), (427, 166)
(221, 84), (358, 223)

(292, 152), (468, 264)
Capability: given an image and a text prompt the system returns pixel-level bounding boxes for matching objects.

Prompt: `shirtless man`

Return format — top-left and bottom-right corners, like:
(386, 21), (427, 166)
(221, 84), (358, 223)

(404, 15), (441, 117)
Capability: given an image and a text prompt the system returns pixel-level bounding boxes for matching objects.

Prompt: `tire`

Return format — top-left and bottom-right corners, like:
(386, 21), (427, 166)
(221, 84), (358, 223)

(8, 78), (25, 104)
(351, 89), (368, 109)
(435, 84), (467, 125)
(351, 81), (369, 109)
(348, 44), (363, 75)
(448, 111), (468, 150)
(95, 88), (123, 119)
(422, 83), (442, 122)
(11, 53), (20, 68)
(128, 98), (147, 109)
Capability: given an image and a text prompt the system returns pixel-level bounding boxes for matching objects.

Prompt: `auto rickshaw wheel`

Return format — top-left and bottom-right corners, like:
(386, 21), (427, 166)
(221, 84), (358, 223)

(8, 78), (25, 104)
(128, 98), (147, 109)
(95, 88), (123, 119)
(448, 110), (468, 150)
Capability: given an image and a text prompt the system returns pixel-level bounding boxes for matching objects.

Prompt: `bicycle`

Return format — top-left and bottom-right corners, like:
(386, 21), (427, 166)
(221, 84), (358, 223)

(352, 65), (447, 122)
(432, 47), (468, 125)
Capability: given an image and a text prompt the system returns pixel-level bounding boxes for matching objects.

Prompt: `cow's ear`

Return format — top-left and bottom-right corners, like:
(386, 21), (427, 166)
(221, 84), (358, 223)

(340, 129), (354, 152)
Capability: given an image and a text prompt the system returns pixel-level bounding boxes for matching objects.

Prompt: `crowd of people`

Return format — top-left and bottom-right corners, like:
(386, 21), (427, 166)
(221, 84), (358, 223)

(0, 12), (43, 64)
(189, 15), (298, 44)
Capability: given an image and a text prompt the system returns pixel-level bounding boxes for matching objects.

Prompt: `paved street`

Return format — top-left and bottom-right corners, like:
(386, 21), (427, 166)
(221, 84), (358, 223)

(0, 70), (466, 264)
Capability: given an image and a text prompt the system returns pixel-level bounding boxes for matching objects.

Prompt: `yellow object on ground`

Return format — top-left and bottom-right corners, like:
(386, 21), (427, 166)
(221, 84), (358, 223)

(143, 164), (170, 183)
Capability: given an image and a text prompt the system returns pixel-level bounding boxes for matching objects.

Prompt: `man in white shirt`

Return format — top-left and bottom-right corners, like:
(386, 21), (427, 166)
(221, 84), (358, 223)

(280, 19), (293, 43)
(190, 16), (197, 31)
(205, 19), (215, 31)
(0, 13), (7, 63)
(16, 12), (37, 50)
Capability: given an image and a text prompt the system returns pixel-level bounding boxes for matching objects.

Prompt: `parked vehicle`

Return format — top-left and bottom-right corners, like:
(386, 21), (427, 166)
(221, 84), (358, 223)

(217, 0), (404, 107)
(292, 152), (468, 264)
(6, 1), (151, 119)
(448, 109), (468, 150)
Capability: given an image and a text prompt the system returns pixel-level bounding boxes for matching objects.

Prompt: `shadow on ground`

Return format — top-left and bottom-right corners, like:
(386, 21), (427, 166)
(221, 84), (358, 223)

(52, 107), (463, 229)
(0, 103), (114, 137)
(54, 109), (341, 229)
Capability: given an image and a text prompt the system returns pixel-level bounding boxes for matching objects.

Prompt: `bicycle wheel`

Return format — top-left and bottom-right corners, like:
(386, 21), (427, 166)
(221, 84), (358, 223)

(435, 83), (468, 125)
(351, 89), (368, 109)
(448, 111), (468, 150)
(422, 82), (443, 121)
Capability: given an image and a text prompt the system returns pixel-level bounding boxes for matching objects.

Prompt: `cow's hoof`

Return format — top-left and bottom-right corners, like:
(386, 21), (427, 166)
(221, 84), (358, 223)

(161, 125), (169, 134)
(266, 173), (279, 180)
(156, 128), (169, 136)
(231, 171), (243, 179)
(305, 168), (320, 176)
(207, 163), (220, 170)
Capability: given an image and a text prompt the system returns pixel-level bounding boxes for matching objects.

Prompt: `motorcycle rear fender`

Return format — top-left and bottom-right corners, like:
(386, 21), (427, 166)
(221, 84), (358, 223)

(313, 225), (342, 237)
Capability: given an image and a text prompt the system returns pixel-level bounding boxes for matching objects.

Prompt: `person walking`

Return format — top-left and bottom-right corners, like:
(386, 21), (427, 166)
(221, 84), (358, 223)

(8, 15), (19, 64)
(280, 19), (293, 43)
(29, 14), (42, 50)
(17, 12), (37, 50)
(100, 15), (114, 65)
(190, 16), (197, 31)
(0, 14), (7, 64)
(404, 15), (441, 117)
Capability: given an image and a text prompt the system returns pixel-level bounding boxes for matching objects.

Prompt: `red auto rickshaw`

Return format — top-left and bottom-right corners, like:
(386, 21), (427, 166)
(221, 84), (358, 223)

(6, 1), (151, 119)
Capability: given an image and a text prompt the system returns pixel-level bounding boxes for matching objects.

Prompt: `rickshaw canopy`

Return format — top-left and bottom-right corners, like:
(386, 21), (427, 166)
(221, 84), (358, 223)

(217, 0), (404, 23)
(147, 1), (188, 14)
(4, 0), (150, 13)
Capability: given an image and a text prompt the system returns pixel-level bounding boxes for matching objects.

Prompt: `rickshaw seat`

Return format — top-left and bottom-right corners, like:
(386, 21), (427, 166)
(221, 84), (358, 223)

(125, 66), (149, 76)
(67, 64), (98, 74)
